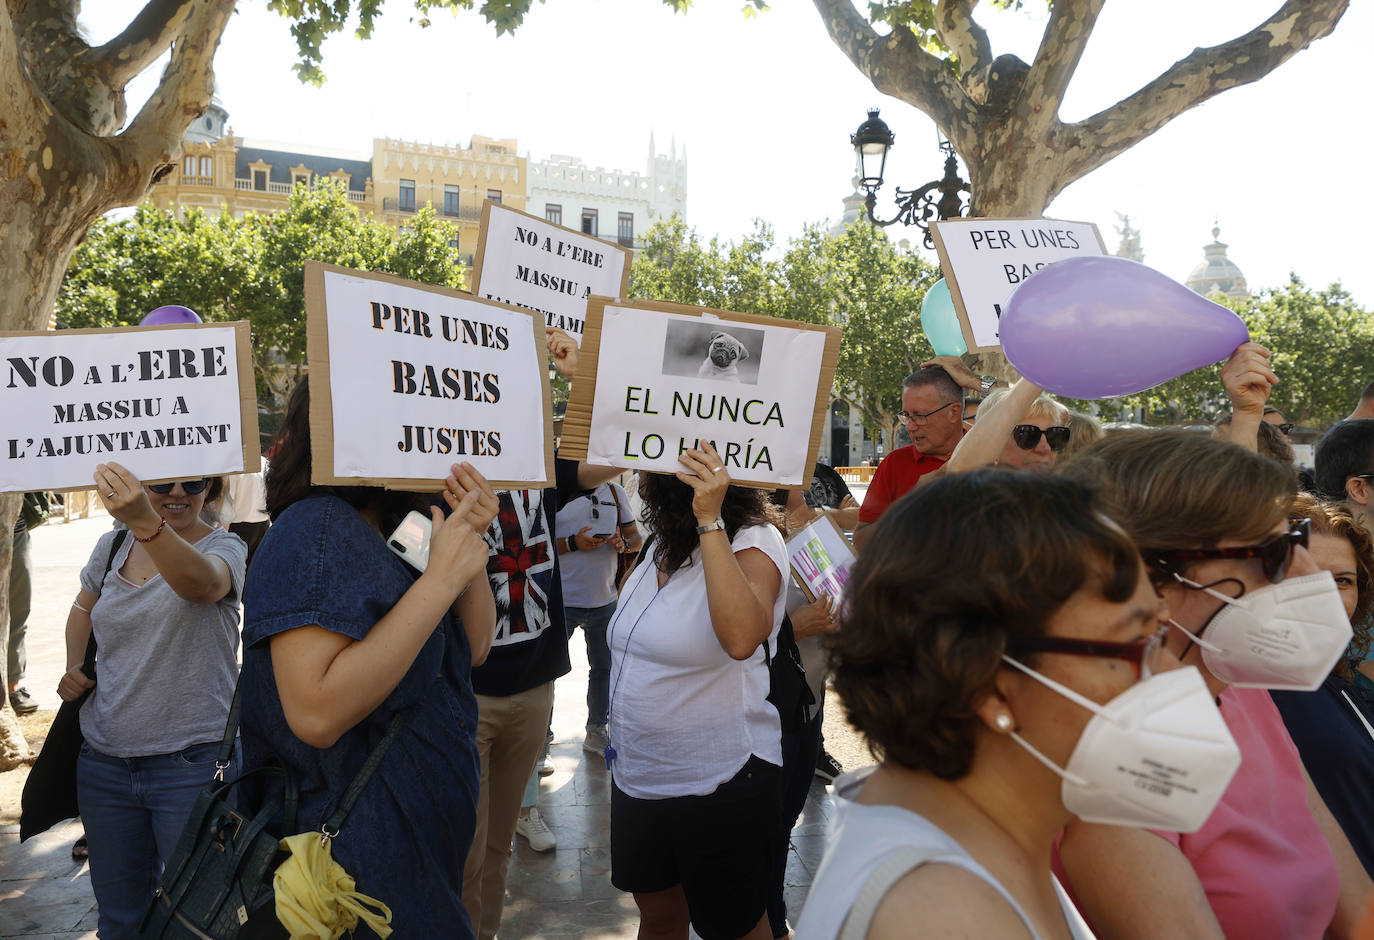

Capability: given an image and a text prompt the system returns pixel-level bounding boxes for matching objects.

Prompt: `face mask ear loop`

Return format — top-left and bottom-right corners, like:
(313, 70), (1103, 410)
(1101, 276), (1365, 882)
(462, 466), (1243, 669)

(1172, 572), (1251, 608)
(1007, 730), (1090, 787)
(1167, 618), (1224, 654)
(1001, 655), (1111, 718)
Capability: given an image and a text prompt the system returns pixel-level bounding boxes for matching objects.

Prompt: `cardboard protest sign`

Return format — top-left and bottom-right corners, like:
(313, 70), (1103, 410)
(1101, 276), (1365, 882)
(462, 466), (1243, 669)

(787, 514), (854, 603)
(931, 218), (1107, 351)
(0, 322), (258, 494)
(560, 298), (841, 488)
(470, 202), (633, 347)
(305, 263), (554, 490)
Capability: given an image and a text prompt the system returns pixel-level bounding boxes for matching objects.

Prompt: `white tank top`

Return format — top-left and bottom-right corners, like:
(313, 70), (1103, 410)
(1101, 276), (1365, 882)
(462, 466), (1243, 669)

(795, 768), (1095, 940)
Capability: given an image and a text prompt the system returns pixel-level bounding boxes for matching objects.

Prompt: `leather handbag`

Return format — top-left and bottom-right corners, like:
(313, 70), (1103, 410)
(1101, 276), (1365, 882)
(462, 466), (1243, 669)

(139, 683), (409, 939)
(20, 529), (127, 842)
(606, 483), (639, 591)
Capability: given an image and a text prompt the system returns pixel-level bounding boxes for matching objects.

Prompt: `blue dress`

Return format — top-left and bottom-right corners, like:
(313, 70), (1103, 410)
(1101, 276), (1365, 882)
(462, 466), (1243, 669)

(240, 494), (480, 938)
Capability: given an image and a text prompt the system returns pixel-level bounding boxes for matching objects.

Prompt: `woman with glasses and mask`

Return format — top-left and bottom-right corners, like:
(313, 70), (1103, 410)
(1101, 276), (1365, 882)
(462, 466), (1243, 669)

(795, 470), (1239, 939)
(58, 463), (247, 938)
(1056, 431), (1373, 940)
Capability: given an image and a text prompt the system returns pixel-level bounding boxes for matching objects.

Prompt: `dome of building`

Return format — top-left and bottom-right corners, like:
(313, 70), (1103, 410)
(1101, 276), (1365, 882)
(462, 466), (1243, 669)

(1185, 224), (1249, 300)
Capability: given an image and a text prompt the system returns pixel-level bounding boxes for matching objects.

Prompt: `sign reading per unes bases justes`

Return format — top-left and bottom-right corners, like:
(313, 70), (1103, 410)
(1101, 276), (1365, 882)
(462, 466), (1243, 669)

(0, 322), (260, 494)
(560, 298), (841, 488)
(471, 202), (633, 347)
(304, 262), (555, 489)
(930, 217), (1107, 351)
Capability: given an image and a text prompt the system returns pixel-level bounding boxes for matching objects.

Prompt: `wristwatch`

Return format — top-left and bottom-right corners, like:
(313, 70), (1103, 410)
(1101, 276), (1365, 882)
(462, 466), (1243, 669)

(696, 518), (726, 535)
(979, 375), (998, 394)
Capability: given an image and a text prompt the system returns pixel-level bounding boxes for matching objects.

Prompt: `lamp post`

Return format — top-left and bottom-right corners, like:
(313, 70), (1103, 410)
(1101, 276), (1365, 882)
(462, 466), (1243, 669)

(850, 108), (971, 248)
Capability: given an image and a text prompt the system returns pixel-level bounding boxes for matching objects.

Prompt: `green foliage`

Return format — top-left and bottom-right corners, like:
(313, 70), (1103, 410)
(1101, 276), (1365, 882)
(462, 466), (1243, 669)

(269, 0), (766, 84)
(57, 181), (464, 420)
(864, 0), (1035, 73)
(631, 216), (940, 450)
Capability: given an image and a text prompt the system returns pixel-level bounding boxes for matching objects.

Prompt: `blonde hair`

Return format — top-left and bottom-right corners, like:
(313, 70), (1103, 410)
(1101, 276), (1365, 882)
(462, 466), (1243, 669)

(1062, 411), (1105, 459)
(981, 387), (1069, 424)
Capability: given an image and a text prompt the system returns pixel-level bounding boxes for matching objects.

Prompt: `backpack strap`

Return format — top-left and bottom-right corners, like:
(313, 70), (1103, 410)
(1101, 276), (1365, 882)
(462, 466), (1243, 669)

(837, 847), (929, 940)
(80, 529), (130, 681)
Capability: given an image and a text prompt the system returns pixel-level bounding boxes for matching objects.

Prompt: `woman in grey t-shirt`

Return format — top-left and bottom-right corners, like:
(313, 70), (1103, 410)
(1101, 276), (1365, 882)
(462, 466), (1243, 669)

(60, 462), (246, 939)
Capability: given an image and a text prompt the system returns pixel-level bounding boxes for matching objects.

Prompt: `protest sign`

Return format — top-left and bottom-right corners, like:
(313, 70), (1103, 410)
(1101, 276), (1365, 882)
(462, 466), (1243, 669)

(931, 218), (1107, 351)
(0, 322), (258, 494)
(787, 514), (854, 603)
(560, 298), (841, 488)
(305, 262), (553, 489)
(470, 202), (633, 347)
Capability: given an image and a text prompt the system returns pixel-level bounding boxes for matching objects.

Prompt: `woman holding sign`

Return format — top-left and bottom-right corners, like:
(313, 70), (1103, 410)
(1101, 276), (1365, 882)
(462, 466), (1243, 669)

(607, 440), (787, 940)
(60, 465), (246, 939)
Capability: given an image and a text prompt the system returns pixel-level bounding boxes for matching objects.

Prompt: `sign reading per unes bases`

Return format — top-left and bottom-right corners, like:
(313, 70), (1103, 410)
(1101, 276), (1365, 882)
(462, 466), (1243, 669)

(0, 322), (259, 494)
(305, 262), (554, 489)
(471, 202), (633, 347)
(560, 298), (841, 488)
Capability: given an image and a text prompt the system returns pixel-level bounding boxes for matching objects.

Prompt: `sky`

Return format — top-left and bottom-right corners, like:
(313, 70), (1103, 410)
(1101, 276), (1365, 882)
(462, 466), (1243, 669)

(80, 0), (1374, 306)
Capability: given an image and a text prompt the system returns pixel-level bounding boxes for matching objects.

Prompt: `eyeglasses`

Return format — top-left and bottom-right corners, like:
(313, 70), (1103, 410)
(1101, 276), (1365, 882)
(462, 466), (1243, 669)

(1011, 425), (1071, 452)
(1007, 624), (1171, 681)
(1276, 423), (1295, 435)
(1145, 518), (1310, 584)
(898, 401), (956, 424)
(148, 478), (210, 496)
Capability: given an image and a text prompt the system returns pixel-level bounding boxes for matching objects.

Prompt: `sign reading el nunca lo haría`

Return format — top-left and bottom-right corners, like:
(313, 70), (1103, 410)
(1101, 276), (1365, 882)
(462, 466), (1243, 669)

(470, 202), (632, 347)
(559, 298), (841, 488)
(931, 218), (1107, 351)
(0, 322), (259, 494)
(787, 514), (855, 603)
(305, 262), (554, 489)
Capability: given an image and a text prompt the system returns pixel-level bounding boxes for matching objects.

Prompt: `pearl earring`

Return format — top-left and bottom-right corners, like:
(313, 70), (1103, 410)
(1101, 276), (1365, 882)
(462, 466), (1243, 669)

(995, 714), (1013, 732)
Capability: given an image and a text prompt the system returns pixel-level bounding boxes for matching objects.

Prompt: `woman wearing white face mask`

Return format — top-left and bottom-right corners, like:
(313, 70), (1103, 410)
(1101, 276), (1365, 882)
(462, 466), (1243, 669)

(1057, 431), (1374, 940)
(793, 470), (1239, 940)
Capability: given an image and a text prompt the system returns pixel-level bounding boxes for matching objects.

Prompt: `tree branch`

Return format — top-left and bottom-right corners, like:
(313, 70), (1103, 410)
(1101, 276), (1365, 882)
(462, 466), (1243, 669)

(91, 0), (195, 89)
(1019, 0), (1103, 131)
(811, 0), (981, 155)
(934, 0), (992, 100)
(1054, 0), (1349, 185)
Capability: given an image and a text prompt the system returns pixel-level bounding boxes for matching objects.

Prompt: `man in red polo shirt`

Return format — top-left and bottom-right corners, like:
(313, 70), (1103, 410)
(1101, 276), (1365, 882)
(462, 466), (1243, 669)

(853, 364), (970, 551)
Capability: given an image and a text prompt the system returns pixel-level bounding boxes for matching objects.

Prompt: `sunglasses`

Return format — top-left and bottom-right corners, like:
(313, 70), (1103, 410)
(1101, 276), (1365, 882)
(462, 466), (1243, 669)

(1276, 423), (1295, 435)
(1145, 518), (1310, 584)
(148, 478), (210, 496)
(1007, 624), (1170, 681)
(1011, 425), (1070, 452)
(898, 401), (956, 425)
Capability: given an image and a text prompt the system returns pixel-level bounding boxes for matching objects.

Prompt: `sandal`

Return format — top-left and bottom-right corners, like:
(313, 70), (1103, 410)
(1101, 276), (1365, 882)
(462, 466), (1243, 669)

(72, 837), (88, 862)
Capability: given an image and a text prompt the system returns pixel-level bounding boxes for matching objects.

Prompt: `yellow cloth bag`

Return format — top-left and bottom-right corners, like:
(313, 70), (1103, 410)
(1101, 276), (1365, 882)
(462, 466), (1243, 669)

(273, 832), (393, 940)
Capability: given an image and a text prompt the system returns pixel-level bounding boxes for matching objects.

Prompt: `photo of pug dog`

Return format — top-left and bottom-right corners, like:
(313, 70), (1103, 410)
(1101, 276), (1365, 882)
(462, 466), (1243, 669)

(696, 330), (750, 382)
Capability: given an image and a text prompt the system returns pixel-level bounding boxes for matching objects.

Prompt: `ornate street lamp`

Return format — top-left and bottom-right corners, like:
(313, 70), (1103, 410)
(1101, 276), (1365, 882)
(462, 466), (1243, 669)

(850, 108), (971, 248)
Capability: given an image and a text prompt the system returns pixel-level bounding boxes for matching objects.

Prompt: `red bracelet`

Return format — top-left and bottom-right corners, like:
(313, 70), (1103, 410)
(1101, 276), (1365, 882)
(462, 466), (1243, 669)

(134, 517), (167, 543)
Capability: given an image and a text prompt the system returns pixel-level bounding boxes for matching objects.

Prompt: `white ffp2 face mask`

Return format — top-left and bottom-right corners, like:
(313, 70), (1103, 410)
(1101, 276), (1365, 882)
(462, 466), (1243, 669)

(1171, 570), (1352, 691)
(1002, 660), (1240, 833)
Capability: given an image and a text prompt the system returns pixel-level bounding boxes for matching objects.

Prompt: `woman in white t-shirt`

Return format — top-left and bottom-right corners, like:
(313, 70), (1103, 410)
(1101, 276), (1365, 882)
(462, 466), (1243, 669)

(607, 441), (787, 940)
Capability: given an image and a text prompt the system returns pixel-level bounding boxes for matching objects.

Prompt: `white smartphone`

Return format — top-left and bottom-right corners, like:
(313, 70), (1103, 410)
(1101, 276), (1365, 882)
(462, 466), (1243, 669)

(387, 510), (432, 572)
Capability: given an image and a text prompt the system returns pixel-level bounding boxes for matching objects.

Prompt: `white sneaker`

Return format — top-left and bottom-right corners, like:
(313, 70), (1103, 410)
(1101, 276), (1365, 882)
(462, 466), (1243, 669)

(516, 807), (556, 852)
(583, 726), (610, 757)
(537, 753), (555, 777)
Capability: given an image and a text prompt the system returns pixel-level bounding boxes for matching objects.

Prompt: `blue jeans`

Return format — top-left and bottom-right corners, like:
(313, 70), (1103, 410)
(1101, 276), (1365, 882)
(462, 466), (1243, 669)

(77, 741), (228, 939)
(564, 601), (616, 729)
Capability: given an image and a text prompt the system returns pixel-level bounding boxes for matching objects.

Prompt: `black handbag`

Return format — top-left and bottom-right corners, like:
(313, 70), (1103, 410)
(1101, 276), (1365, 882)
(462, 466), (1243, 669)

(765, 615), (816, 736)
(139, 682), (409, 939)
(20, 529), (127, 842)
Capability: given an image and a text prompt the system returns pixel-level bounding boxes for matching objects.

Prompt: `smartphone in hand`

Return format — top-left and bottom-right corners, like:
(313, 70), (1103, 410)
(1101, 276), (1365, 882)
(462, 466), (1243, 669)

(387, 510), (432, 572)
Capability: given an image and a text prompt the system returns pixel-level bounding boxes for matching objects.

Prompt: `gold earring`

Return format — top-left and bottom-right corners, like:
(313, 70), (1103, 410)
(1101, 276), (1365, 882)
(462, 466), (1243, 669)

(995, 713), (1013, 732)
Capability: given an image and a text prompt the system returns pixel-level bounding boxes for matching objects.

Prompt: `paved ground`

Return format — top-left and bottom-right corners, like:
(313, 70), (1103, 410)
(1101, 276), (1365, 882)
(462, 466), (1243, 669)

(1, 509), (859, 939)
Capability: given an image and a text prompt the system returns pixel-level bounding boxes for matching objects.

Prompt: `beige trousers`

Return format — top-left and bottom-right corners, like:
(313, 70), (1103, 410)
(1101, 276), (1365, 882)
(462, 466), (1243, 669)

(462, 681), (556, 940)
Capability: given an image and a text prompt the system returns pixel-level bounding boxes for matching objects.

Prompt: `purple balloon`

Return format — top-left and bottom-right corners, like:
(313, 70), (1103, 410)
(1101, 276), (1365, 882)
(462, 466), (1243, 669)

(1000, 256), (1249, 400)
(139, 305), (202, 326)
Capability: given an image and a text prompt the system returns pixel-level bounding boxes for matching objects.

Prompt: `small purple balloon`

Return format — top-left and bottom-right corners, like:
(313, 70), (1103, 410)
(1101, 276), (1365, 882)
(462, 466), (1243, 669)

(140, 305), (202, 326)
(1000, 256), (1249, 400)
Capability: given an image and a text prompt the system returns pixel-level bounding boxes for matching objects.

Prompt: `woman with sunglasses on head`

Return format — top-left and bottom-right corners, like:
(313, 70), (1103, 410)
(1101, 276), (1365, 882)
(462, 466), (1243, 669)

(794, 470), (1240, 939)
(1270, 494), (1374, 877)
(1056, 431), (1373, 940)
(58, 462), (246, 938)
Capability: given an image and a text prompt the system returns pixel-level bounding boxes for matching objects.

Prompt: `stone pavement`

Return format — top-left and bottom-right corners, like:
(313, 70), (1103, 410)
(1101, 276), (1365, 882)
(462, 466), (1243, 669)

(1, 512), (840, 939)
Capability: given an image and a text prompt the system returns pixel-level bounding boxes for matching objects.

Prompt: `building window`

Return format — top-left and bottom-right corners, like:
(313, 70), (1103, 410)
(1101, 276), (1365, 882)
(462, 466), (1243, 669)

(448, 238), (461, 250)
(292, 172), (309, 189)
(486, 189), (502, 205)
(199, 156), (213, 179)
(545, 204), (562, 225)
(252, 169), (267, 191)
(581, 209), (598, 237)
(443, 185), (460, 217)
(183, 156), (196, 176)
(398, 179), (416, 211)
(618, 212), (634, 247)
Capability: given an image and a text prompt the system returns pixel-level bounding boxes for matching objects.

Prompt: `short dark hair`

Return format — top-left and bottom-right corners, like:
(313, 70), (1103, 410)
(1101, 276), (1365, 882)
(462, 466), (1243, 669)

(902, 365), (964, 406)
(829, 470), (1139, 778)
(1315, 419), (1374, 500)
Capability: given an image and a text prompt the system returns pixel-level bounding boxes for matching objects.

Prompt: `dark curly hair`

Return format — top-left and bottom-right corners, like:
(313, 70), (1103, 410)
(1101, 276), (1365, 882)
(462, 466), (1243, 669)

(829, 469), (1140, 779)
(266, 377), (430, 525)
(1289, 493), (1374, 680)
(638, 472), (783, 575)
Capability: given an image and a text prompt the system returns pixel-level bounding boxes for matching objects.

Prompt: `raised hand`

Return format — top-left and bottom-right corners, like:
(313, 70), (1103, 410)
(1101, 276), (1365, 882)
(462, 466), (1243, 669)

(1221, 341), (1278, 417)
(675, 439), (731, 526)
(94, 462), (160, 535)
(546, 326), (578, 379)
(920, 355), (981, 392)
(423, 491), (490, 598)
(443, 462), (499, 533)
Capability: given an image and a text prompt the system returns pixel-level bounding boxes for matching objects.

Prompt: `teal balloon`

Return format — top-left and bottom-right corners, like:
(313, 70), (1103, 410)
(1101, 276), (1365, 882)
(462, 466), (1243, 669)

(921, 279), (967, 356)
